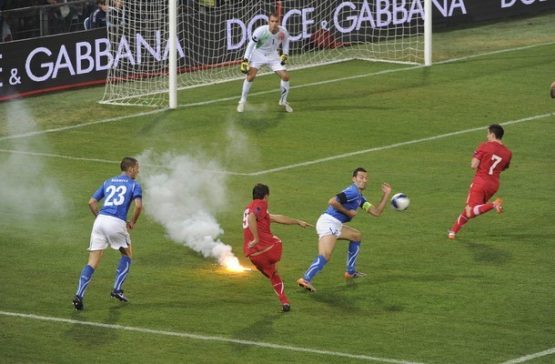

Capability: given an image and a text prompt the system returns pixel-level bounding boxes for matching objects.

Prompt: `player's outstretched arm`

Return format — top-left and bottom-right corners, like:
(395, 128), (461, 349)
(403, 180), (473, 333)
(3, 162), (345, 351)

(270, 214), (312, 227)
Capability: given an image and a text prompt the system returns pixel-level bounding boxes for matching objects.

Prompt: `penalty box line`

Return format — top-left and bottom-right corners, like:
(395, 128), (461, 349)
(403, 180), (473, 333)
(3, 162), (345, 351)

(0, 310), (423, 364)
(0, 41), (553, 144)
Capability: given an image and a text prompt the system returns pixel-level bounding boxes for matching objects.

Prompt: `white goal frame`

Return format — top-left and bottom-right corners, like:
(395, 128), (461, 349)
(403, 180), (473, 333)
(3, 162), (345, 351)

(101, 0), (432, 109)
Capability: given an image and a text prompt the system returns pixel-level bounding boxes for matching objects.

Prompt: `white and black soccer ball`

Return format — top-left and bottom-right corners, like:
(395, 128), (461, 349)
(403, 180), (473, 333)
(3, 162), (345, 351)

(391, 193), (410, 211)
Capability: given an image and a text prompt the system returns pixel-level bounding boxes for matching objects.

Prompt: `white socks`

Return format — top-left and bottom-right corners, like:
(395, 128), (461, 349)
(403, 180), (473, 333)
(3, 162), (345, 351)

(280, 80), (289, 104)
(240, 79), (252, 102)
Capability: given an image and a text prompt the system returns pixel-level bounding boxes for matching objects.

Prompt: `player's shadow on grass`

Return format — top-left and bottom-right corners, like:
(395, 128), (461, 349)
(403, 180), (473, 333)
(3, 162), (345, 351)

(230, 315), (280, 353)
(235, 103), (286, 132)
(295, 283), (365, 314)
(65, 305), (123, 346)
(463, 241), (512, 265)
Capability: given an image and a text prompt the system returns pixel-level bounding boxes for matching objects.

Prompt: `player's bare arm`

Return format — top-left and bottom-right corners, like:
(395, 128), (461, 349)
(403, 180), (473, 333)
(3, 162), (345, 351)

(270, 214), (312, 227)
(88, 198), (99, 217)
(471, 157), (480, 170)
(127, 198), (143, 230)
(368, 183), (392, 217)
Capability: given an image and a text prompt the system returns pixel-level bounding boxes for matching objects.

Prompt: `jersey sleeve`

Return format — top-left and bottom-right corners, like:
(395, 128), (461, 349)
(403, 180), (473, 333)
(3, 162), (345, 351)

(281, 27), (290, 55)
(132, 182), (143, 200)
(91, 182), (105, 201)
(473, 143), (486, 160)
(336, 192), (347, 204)
(244, 26), (263, 60)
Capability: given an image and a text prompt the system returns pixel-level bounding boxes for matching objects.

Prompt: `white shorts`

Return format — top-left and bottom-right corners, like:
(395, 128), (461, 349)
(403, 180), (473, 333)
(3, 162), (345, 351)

(316, 213), (343, 239)
(89, 214), (131, 251)
(250, 50), (286, 72)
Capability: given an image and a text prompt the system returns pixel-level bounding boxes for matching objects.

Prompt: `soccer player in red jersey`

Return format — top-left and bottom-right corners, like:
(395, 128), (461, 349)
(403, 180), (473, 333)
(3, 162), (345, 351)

(243, 184), (311, 312)
(448, 124), (512, 239)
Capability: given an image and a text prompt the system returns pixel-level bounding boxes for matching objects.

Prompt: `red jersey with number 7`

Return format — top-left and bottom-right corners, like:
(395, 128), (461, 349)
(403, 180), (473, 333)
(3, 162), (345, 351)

(472, 141), (512, 188)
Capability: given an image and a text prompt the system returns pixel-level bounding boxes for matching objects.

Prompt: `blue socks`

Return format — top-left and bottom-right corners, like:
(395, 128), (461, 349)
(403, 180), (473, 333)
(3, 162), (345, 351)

(346, 241), (360, 274)
(75, 264), (95, 298)
(113, 256), (131, 292)
(75, 256), (131, 298)
(304, 255), (328, 282)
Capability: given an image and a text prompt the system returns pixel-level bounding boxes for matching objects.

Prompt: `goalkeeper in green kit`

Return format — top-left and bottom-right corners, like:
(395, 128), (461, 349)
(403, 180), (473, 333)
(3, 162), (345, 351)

(237, 12), (292, 113)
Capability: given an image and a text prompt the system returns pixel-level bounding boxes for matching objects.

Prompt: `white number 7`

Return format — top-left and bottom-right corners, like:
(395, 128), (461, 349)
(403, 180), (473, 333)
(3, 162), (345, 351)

(489, 154), (502, 175)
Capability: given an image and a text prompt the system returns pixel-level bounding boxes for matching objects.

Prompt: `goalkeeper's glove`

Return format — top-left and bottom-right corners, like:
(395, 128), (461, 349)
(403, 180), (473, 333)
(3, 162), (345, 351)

(280, 54), (288, 66)
(240, 59), (249, 74)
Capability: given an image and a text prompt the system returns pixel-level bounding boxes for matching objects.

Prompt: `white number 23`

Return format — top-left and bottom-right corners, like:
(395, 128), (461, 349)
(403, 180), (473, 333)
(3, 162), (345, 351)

(104, 185), (127, 206)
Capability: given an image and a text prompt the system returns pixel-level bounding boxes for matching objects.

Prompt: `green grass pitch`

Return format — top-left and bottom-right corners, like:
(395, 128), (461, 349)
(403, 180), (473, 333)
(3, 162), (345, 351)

(0, 13), (554, 364)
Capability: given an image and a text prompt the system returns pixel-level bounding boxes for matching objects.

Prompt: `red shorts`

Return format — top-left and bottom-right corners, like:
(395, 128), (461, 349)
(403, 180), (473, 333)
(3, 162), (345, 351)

(466, 181), (498, 207)
(248, 243), (282, 278)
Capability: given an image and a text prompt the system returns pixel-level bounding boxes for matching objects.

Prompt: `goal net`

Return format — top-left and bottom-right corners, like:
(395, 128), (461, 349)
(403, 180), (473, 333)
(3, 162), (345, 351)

(101, 0), (431, 107)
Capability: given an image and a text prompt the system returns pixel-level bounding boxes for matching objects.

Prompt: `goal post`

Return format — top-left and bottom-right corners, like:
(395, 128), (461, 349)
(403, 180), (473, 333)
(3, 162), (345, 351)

(100, 0), (432, 108)
(424, 0), (432, 66)
(168, 0), (177, 109)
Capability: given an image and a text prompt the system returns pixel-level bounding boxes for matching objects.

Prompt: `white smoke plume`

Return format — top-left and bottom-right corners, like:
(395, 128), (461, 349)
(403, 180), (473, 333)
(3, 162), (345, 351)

(138, 151), (247, 271)
(0, 101), (67, 219)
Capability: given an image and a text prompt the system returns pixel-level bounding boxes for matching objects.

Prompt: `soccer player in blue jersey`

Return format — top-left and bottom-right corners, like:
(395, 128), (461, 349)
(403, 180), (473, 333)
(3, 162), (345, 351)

(72, 157), (143, 310)
(297, 167), (391, 292)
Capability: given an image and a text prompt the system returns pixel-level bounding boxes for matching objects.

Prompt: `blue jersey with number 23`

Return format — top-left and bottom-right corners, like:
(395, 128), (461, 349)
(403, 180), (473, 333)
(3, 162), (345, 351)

(92, 175), (143, 222)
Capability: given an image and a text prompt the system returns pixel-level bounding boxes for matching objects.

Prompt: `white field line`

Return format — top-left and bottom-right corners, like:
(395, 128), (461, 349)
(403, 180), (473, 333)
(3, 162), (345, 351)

(0, 41), (553, 143)
(0, 310), (423, 364)
(499, 347), (555, 364)
(246, 112), (554, 176)
(0, 108), (168, 142)
(0, 112), (552, 176)
(0, 149), (251, 175)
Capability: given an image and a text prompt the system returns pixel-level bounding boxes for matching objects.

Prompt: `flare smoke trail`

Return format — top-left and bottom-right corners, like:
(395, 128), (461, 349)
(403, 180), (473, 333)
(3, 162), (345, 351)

(0, 101), (66, 219)
(139, 151), (245, 270)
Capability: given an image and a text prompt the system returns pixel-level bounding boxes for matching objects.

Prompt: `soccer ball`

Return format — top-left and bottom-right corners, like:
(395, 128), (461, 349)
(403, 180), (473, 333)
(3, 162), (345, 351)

(391, 193), (410, 211)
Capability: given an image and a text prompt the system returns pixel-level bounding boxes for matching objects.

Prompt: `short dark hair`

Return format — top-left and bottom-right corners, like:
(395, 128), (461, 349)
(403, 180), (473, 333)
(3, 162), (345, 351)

(488, 124), (504, 140)
(352, 167), (367, 177)
(269, 12), (280, 20)
(252, 183), (270, 200)
(120, 157), (138, 171)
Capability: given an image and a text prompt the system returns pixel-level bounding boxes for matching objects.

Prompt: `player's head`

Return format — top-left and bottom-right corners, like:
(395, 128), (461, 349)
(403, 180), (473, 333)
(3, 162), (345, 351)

(268, 12), (280, 33)
(96, 0), (108, 11)
(488, 124), (504, 140)
(352, 167), (368, 190)
(120, 157), (139, 178)
(352, 167), (367, 177)
(252, 183), (270, 200)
